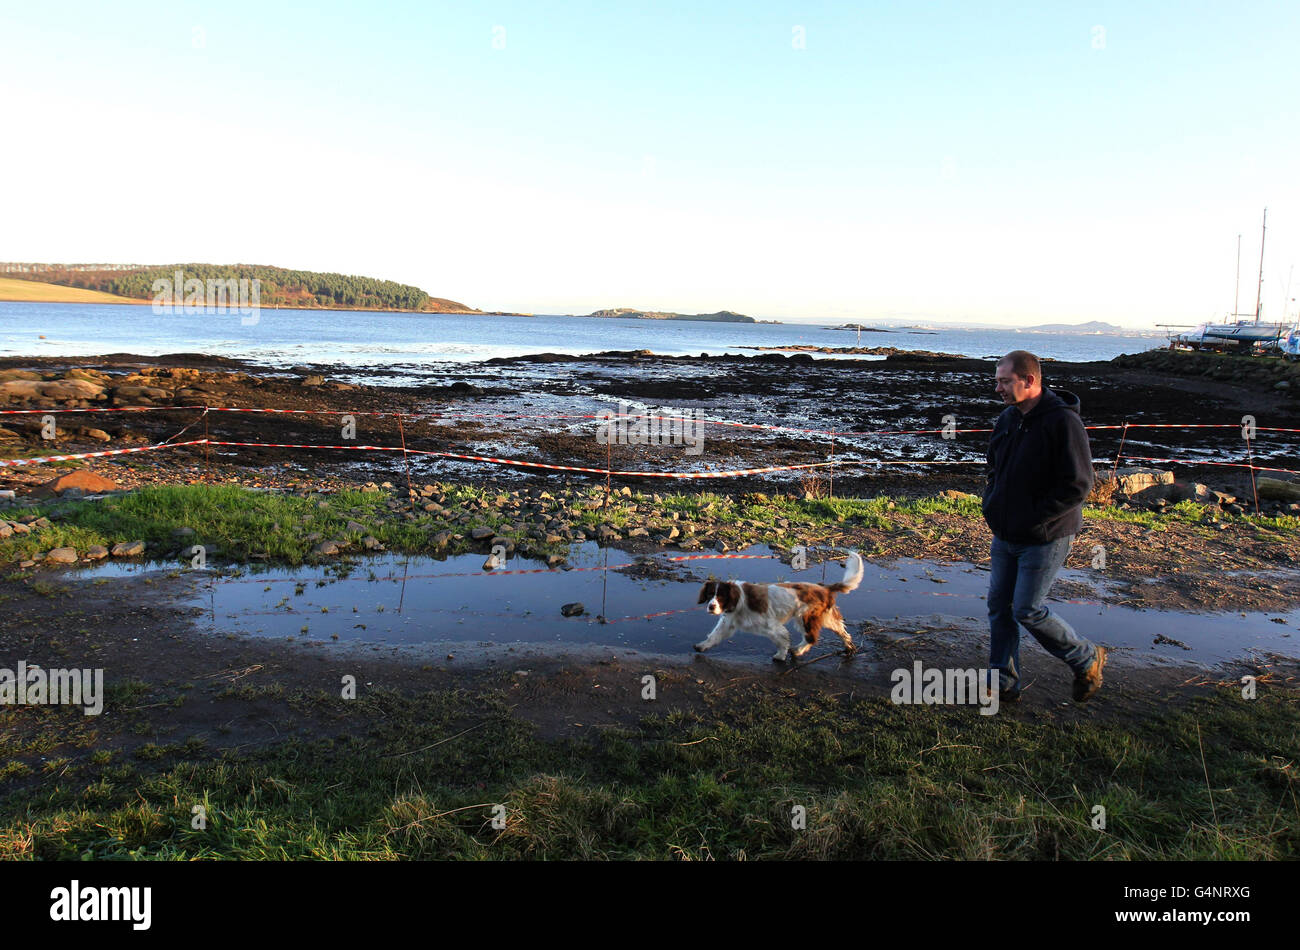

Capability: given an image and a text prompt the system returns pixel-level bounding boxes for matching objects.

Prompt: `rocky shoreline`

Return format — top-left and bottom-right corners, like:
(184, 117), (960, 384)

(2, 348), (1297, 506)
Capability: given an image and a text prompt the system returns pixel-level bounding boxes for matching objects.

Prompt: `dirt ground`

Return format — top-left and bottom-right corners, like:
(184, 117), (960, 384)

(2, 349), (1298, 782)
(3, 564), (1294, 796)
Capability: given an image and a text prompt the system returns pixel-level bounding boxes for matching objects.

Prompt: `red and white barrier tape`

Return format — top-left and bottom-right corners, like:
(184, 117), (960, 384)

(0, 405), (191, 416)
(6, 435), (1293, 477)
(6, 402), (1300, 440)
(203, 439), (842, 478)
(0, 439), (208, 468)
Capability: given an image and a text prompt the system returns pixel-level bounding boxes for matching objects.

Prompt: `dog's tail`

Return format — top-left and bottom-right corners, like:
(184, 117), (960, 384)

(826, 551), (864, 594)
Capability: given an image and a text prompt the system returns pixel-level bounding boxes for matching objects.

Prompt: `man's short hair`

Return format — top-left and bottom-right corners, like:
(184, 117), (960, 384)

(999, 350), (1041, 382)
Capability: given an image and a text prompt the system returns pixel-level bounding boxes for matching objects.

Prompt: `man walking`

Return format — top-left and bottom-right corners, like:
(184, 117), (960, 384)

(982, 350), (1107, 702)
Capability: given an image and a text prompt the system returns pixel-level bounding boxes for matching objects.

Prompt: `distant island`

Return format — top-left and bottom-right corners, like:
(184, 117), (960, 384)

(1020, 320), (1133, 334)
(0, 262), (488, 314)
(582, 308), (755, 323)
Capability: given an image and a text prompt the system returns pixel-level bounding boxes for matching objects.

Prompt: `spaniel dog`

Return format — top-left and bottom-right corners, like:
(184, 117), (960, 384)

(695, 552), (864, 661)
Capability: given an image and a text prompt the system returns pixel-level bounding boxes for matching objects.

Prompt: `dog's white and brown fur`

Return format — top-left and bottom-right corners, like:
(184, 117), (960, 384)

(695, 552), (864, 661)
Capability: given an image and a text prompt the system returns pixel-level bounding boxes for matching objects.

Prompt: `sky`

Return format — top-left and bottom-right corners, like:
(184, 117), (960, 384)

(1, 1), (1297, 327)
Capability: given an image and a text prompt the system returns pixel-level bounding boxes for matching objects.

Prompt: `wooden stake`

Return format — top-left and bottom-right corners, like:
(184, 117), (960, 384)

(1111, 421), (1129, 483)
(396, 413), (416, 509)
(1245, 434), (1260, 514)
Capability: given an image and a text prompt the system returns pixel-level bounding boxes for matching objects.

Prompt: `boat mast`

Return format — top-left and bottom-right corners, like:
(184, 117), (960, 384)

(1255, 208), (1267, 324)
(1234, 234), (1241, 319)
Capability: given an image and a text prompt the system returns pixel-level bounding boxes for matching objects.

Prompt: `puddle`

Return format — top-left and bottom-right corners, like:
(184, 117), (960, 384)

(75, 546), (1300, 667)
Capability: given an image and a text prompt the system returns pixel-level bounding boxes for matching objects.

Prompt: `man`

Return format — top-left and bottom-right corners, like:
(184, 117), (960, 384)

(982, 350), (1107, 702)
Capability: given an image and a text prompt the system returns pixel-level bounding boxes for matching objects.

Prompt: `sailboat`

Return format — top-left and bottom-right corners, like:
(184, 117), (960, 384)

(1172, 209), (1291, 351)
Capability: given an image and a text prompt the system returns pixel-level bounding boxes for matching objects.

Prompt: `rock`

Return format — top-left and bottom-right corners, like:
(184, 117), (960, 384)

(546, 554), (565, 567)
(431, 531), (453, 548)
(82, 428), (112, 442)
(84, 545), (109, 561)
(311, 541), (339, 556)
(31, 470), (120, 497)
(301, 375), (326, 387)
(7, 521), (30, 535)
(361, 536), (382, 550)
(0, 378), (106, 401)
(45, 547), (78, 563)
(1257, 477), (1300, 502)
(0, 426), (21, 441)
(345, 521), (367, 533)
(561, 602), (585, 617)
(940, 489), (979, 502)
(112, 385), (170, 401)
(469, 526), (495, 540)
(1144, 480), (1214, 504)
(627, 527), (650, 538)
(1115, 467), (1175, 497)
(111, 541), (146, 557)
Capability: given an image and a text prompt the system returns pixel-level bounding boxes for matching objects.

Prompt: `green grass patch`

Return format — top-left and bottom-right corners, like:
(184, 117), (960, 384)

(2, 682), (1295, 860)
(1, 482), (1293, 569)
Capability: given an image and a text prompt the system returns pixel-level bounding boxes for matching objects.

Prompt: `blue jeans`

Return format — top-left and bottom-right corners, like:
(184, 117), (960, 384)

(988, 534), (1097, 695)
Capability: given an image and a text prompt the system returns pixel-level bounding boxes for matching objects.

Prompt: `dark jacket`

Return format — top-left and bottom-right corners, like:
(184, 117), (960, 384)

(981, 387), (1094, 544)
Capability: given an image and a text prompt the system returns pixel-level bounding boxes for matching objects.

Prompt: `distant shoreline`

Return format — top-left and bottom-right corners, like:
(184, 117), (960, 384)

(0, 285), (531, 317)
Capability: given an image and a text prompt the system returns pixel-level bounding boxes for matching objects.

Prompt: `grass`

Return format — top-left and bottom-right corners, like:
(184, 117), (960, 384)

(1, 482), (1295, 860)
(0, 682), (1295, 860)
(0, 276), (143, 305)
(2, 481), (1293, 567)
(0, 483), (515, 565)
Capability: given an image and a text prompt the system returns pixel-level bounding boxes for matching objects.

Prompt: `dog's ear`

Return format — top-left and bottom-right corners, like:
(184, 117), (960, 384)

(697, 581), (716, 605)
(720, 582), (741, 613)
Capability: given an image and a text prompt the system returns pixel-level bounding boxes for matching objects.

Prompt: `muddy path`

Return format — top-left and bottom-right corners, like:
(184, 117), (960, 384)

(2, 563), (1294, 797)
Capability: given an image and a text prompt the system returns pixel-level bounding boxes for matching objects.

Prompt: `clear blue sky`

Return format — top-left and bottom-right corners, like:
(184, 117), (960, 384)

(2, 1), (1297, 326)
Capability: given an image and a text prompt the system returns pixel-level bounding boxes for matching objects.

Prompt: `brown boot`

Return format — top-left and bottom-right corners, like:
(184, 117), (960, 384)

(1072, 646), (1107, 702)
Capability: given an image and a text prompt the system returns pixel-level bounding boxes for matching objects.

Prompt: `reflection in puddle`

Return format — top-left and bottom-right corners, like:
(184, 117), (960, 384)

(76, 545), (1299, 666)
